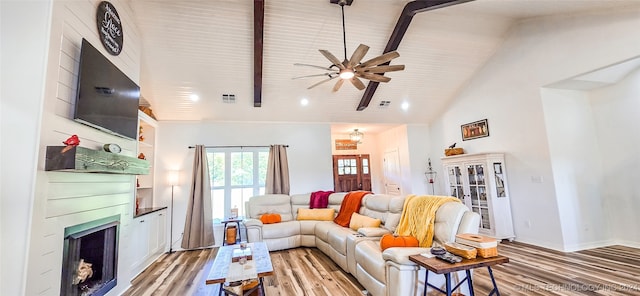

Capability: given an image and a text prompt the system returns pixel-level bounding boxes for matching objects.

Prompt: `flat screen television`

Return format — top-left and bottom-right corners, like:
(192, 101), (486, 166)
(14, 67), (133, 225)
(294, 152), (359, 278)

(74, 38), (140, 140)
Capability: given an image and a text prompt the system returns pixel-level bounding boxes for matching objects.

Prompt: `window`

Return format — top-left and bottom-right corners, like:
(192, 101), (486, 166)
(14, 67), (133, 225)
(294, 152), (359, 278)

(207, 148), (269, 219)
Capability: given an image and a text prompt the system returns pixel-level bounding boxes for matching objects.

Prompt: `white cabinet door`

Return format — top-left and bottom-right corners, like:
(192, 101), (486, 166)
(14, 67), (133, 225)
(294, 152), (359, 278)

(130, 216), (151, 272)
(148, 213), (160, 254)
(444, 164), (466, 202)
(463, 162), (492, 231)
(157, 210), (167, 252)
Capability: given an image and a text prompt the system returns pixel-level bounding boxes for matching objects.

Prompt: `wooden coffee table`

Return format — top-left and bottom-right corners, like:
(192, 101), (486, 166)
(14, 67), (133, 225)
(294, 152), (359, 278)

(409, 254), (509, 296)
(206, 242), (274, 296)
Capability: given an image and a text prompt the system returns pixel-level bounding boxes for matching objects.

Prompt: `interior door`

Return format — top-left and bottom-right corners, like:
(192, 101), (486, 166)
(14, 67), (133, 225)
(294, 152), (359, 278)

(383, 149), (402, 195)
(332, 155), (371, 192)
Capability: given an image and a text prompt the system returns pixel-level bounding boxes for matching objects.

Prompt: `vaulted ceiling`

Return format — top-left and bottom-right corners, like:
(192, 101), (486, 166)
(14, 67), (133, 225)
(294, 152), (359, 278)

(130, 0), (638, 125)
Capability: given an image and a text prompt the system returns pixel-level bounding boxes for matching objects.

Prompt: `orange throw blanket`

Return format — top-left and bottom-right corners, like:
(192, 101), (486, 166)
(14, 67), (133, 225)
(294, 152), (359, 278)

(333, 191), (371, 227)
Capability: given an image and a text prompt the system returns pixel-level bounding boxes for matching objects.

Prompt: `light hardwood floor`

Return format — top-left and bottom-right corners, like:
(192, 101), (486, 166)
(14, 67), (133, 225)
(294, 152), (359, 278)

(123, 242), (640, 296)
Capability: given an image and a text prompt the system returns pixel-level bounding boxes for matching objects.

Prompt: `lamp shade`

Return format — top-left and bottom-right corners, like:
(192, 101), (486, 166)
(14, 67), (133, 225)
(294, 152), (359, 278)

(167, 171), (180, 186)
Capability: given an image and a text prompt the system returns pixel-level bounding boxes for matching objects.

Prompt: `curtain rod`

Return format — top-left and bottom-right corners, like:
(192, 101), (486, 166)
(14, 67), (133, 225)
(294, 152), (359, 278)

(188, 145), (289, 149)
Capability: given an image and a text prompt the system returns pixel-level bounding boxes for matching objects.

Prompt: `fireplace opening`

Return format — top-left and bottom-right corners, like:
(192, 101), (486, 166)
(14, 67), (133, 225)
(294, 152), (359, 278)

(61, 215), (120, 296)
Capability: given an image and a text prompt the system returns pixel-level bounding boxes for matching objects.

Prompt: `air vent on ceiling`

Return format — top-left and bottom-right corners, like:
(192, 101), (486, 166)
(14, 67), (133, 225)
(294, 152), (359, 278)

(222, 94), (236, 104)
(378, 100), (391, 108)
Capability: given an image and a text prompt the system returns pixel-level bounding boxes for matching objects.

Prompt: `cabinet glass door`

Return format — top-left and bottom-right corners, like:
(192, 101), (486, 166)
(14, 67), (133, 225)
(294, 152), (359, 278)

(447, 166), (465, 201)
(467, 164), (490, 230)
(493, 162), (506, 197)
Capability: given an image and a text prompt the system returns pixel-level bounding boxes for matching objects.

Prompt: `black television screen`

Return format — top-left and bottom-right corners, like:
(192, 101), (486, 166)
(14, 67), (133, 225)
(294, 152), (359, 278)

(74, 38), (140, 140)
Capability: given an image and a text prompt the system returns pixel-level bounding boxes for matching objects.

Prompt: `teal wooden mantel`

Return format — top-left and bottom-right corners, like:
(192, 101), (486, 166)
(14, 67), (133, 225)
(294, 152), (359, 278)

(45, 146), (150, 175)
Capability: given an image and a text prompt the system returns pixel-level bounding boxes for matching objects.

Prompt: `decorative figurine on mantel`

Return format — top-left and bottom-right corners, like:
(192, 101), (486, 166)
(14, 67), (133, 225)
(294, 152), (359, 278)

(444, 142), (464, 156)
(61, 135), (80, 153)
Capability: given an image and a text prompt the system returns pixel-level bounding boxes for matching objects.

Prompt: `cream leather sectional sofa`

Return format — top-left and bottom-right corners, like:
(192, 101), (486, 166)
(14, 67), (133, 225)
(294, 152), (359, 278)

(244, 192), (480, 296)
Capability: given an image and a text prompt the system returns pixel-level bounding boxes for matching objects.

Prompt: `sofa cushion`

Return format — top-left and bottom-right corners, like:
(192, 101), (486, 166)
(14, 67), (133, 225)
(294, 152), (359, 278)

(248, 194), (294, 222)
(328, 226), (357, 255)
(349, 213), (381, 231)
(291, 193), (311, 220)
(262, 221), (300, 239)
(328, 192), (348, 213)
(314, 221), (336, 242)
(299, 220), (320, 235)
(297, 208), (335, 221)
(359, 194), (405, 232)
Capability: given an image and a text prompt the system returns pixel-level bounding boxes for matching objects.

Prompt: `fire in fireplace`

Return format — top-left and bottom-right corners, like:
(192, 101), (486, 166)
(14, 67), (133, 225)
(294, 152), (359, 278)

(61, 215), (120, 296)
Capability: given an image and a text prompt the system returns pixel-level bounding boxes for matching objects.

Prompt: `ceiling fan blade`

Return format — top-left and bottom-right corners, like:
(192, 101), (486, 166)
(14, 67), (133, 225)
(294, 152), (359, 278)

(358, 51), (400, 69)
(307, 76), (337, 89)
(292, 72), (337, 80)
(347, 44), (370, 68)
(293, 63), (336, 71)
(357, 72), (391, 83)
(358, 64), (405, 73)
(350, 77), (366, 90)
(332, 79), (345, 92)
(319, 50), (345, 69)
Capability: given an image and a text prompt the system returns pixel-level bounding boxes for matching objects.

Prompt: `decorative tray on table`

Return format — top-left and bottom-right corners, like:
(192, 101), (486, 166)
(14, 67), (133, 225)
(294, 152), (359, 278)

(231, 247), (253, 262)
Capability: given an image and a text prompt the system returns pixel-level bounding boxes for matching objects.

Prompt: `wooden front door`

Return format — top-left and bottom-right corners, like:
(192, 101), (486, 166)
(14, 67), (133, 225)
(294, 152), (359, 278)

(332, 154), (372, 192)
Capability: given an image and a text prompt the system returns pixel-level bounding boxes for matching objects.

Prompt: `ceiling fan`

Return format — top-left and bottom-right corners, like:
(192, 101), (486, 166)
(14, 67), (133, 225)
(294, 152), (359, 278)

(293, 0), (405, 92)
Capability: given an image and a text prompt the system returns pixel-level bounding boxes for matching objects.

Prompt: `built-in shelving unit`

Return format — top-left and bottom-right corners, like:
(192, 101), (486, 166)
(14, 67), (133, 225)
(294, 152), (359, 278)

(130, 110), (168, 276)
(136, 110), (157, 213)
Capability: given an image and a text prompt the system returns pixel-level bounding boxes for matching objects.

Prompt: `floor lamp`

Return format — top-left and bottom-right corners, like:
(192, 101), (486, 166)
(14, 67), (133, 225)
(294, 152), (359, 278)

(167, 171), (180, 254)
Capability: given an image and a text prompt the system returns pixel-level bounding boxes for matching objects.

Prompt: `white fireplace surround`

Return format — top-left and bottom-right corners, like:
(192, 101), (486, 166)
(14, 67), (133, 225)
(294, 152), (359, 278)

(26, 171), (134, 296)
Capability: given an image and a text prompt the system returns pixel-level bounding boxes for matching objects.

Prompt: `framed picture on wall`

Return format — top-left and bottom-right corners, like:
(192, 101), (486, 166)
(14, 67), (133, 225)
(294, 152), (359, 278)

(461, 119), (489, 141)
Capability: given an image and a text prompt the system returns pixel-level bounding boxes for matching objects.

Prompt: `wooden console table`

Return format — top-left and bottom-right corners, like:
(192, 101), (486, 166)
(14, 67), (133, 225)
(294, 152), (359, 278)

(409, 254), (509, 296)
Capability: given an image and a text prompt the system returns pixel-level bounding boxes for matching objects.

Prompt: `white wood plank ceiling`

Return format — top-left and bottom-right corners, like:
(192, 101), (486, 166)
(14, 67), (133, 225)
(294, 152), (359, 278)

(130, 0), (639, 124)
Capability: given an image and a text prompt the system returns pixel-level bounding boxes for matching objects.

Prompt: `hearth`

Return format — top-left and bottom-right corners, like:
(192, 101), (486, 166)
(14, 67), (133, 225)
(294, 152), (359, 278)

(61, 215), (119, 296)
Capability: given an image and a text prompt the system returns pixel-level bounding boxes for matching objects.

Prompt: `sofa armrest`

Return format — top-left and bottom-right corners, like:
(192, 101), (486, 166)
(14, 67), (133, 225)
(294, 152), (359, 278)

(382, 247), (431, 265)
(358, 227), (391, 237)
(244, 218), (263, 228)
(458, 211), (480, 235)
(244, 218), (263, 243)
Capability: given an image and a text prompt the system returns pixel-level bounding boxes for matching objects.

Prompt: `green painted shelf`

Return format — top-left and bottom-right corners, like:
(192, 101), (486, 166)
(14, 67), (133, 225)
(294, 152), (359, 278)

(45, 146), (150, 175)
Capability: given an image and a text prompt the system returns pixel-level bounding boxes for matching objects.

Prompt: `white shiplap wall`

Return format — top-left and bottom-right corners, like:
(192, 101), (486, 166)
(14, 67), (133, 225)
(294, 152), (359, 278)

(27, 0), (143, 295)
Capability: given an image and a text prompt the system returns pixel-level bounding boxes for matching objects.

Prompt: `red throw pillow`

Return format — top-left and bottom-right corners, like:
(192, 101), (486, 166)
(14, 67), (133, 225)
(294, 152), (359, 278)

(260, 213), (281, 224)
(380, 234), (419, 251)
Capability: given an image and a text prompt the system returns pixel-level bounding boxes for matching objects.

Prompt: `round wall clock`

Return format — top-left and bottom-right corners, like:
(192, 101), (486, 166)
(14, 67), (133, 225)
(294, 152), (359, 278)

(103, 143), (122, 153)
(96, 1), (123, 55)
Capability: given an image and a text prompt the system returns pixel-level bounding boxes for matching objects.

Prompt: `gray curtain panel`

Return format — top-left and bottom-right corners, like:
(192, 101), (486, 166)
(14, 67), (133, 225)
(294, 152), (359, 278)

(266, 145), (290, 195)
(181, 145), (215, 249)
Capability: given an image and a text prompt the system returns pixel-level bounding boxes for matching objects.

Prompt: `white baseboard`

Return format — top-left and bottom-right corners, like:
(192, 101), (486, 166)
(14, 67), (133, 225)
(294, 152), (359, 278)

(510, 237), (640, 252)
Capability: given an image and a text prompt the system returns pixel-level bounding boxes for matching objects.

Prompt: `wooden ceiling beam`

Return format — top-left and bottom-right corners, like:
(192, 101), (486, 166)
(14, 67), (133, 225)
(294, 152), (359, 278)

(356, 0), (474, 111)
(254, 0), (264, 107)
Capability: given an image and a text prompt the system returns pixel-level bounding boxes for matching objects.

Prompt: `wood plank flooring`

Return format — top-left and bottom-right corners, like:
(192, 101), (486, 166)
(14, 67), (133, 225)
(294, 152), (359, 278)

(472, 242), (640, 296)
(123, 242), (640, 296)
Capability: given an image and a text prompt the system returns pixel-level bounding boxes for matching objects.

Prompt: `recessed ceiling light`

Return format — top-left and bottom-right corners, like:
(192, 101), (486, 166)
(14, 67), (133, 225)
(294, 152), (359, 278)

(189, 94), (200, 102)
(300, 98), (309, 106)
(401, 101), (409, 111)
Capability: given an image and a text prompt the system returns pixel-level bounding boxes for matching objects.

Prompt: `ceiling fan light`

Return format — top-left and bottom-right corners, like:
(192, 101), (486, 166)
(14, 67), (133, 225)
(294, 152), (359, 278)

(339, 69), (355, 79)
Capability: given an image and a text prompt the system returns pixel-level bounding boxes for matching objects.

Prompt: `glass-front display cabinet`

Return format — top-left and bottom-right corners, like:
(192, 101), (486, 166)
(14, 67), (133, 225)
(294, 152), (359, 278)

(442, 153), (515, 241)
